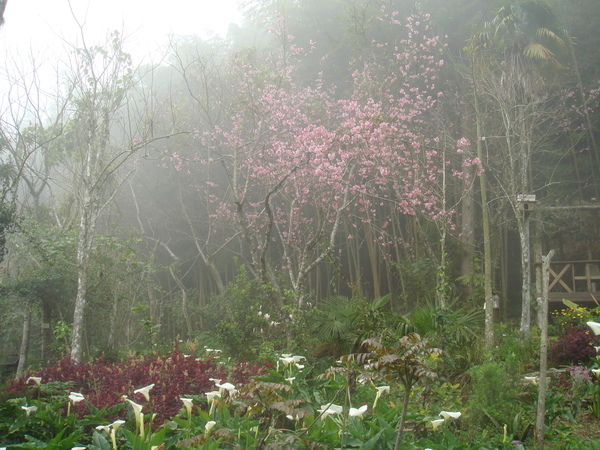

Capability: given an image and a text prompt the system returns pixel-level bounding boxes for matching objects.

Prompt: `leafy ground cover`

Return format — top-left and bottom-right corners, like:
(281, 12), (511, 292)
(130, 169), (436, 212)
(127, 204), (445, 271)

(0, 352), (597, 448)
(5, 350), (269, 425)
(3, 301), (600, 448)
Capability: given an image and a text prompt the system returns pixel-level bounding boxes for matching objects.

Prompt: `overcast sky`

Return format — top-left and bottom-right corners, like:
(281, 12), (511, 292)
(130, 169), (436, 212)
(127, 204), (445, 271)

(0, 0), (243, 63)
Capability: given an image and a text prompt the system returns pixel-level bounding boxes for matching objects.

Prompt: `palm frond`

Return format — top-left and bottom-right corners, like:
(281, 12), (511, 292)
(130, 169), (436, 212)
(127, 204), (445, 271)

(535, 27), (566, 47)
(524, 42), (561, 67)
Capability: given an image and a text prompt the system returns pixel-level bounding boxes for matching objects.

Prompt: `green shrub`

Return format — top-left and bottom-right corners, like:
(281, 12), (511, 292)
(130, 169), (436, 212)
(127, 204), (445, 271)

(467, 361), (521, 429)
(491, 324), (540, 374)
(202, 267), (287, 359)
(308, 295), (392, 358)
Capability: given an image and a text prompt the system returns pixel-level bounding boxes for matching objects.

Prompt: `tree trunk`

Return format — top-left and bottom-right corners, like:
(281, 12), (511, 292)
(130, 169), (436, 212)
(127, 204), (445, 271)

(108, 295), (118, 348)
(365, 224), (381, 299)
(460, 164), (476, 302)
(519, 213), (532, 340)
(501, 225), (509, 322)
(15, 309), (31, 378)
(71, 203), (97, 362)
(346, 222), (362, 296)
(473, 84), (494, 350)
(41, 300), (52, 363)
(394, 387), (411, 450)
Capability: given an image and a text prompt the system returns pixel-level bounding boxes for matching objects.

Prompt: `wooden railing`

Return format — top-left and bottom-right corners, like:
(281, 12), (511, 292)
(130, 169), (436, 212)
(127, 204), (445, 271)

(548, 260), (600, 303)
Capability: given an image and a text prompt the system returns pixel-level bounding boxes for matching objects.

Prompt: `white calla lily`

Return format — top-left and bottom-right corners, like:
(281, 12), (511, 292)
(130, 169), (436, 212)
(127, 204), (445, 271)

(127, 399), (145, 437)
(69, 392), (85, 403)
(108, 419), (125, 450)
(134, 383), (155, 402)
(27, 376), (42, 386)
(376, 385), (390, 394)
(349, 404), (368, 417)
(431, 418), (444, 431)
(180, 397), (193, 415)
(588, 321), (600, 335)
(317, 402), (343, 419)
(21, 405), (37, 416)
(373, 385), (390, 408)
(205, 390), (221, 404)
(205, 420), (217, 434)
(439, 411), (462, 421)
(96, 424), (111, 433)
(524, 376), (539, 386)
(205, 390), (221, 415)
(66, 392), (84, 416)
(279, 356), (295, 366)
(110, 419), (125, 430)
(216, 382), (236, 395)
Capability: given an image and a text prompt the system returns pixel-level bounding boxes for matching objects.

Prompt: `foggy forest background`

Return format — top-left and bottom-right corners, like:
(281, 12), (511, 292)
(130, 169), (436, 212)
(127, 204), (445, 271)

(0, 0), (599, 368)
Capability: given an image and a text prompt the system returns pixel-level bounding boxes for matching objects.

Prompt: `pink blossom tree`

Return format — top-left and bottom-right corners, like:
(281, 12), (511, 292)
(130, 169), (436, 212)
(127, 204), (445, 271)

(175, 11), (467, 310)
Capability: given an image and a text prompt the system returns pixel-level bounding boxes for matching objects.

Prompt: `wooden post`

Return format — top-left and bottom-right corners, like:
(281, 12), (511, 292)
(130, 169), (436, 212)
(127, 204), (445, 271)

(534, 220), (543, 327)
(536, 249), (555, 449)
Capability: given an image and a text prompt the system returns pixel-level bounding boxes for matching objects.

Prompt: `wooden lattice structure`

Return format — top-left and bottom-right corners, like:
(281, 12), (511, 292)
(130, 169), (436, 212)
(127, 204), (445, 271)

(548, 260), (600, 303)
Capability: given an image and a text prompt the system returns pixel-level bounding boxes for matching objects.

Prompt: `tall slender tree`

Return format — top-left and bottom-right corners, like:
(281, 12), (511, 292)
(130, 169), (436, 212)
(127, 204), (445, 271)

(470, 0), (568, 339)
(55, 28), (158, 361)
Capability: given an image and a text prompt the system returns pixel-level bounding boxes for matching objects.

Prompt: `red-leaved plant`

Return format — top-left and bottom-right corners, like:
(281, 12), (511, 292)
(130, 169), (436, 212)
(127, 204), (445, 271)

(8, 350), (269, 423)
(550, 326), (597, 366)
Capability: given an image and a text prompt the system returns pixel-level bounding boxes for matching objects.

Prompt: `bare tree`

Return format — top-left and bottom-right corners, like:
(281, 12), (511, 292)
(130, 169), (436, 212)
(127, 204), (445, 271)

(52, 25), (160, 361)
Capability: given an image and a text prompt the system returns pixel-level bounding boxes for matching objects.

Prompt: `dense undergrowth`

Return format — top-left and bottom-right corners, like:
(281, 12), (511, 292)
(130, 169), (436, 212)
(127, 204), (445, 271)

(3, 299), (600, 449)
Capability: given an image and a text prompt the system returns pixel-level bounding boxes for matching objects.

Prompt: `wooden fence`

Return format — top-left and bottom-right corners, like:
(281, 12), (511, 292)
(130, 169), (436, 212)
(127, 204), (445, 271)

(548, 260), (600, 303)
